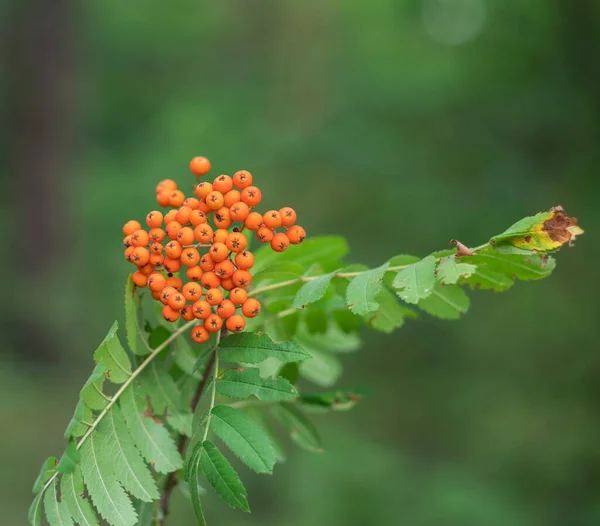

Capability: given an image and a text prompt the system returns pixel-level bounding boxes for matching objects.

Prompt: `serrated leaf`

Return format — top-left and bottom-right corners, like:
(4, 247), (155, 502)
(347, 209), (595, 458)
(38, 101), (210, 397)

(57, 439), (80, 474)
(298, 348), (342, 388)
(392, 256), (436, 304)
(460, 266), (514, 291)
(173, 337), (201, 378)
(219, 333), (311, 364)
(271, 404), (323, 453)
(187, 442), (207, 526)
(364, 288), (406, 333)
(62, 465), (99, 526)
(346, 262), (389, 315)
(216, 368), (298, 401)
(436, 257), (476, 285)
(245, 407), (287, 464)
(80, 364), (109, 411)
(300, 388), (367, 412)
(252, 261), (304, 285)
(142, 361), (193, 436)
(463, 247), (556, 281)
(200, 441), (249, 512)
(44, 477), (74, 526)
(210, 405), (275, 474)
(99, 406), (160, 502)
(29, 492), (44, 526)
(33, 457), (58, 492)
(295, 321), (360, 354)
(125, 277), (149, 356)
(383, 255), (421, 287)
(292, 271), (338, 309)
(120, 384), (183, 474)
(418, 283), (471, 319)
(80, 431), (137, 526)
(65, 400), (93, 439)
(93, 321), (132, 384)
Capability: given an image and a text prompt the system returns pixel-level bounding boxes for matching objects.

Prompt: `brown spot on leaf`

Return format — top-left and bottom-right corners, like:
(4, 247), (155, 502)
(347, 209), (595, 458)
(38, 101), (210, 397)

(450, 239), (473, 257)
(544, 210), (581, 246)
(524, 235), (532, 243)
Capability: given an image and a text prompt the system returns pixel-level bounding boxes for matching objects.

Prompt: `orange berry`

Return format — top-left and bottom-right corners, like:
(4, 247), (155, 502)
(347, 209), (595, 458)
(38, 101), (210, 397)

(123, 220), (142, 236)
(232, 269), (252, 288)
(194, 225), (214, 244)
(156, 191), (171, 207)
(195, 182), (213, 199)
(223, 190), (241, 208)
(234, 250), (254, 270)
(214, 228), (229, 244)
(206, 288), (224, 306)
(165, 240), (183, 259)
(244, 212), (263, 231)
(206, 191), (224, 210)
(124, 246), (134, 262)
(230, 202), (250, 222)
(151, 290), (162, 301)
(183, 282), (203, 302)
(177, 227), (195, 246)
(286, 225), (306, 244)
(271, 233), (290, 252)
(190, 156), (211, 176)
(169, 190), (186, 208)
(156, 179), (177, 194)
(131, 271), (148, 287)
(191, 324), (210, 343)
(164, 210), (178, 224)
(162, 304), (180, 322)
(146, 211), (163, 228)
(132, 230), (150, 247)
(220, 278), (235, 291)
(242, 298), (261, 318)
(214, 259), (235, 279)
(149, 253), (164, 267)
(163, 258), (182, 273)
(204, 314), (223, 333)
(241, 186), (262, 207)
(225, 232), (248, 253)
(148, 273), (167, 292)
(186, 266), (203, 281)
(189, 210), (207, 227)
(263, 210), (282, 229)
(200, 253), (215, 272)
(210, 242), (229, 263)
(192, 300), (212, 320)
(181, 247), (200, 267)
(217, 299), (236, 319)
(150, 242), (163, 255)
(123, 235), (133, 247)
(165, 221), (183, 240)
(176, 206), (192, 225)
(181, 305), (195, 321)
(226, 314), (246, 333)
(198, 199), (212, 214)
(149, 228), (166, 243)
(213, 174), (233, 194)
(166, 276), (183, 290)
(160, 286), (177, 304)
(201, 271), (221, 290)
(184, 197), (199, 210)
(256, 226), (274, 243)
(131, 247), (150, 266)
(233, 170), (253, 189)
(230, 287), (248, 305)
(138, 263), (155, 276)
(280, 207), (297, 227)
(168, 291), (186, 310)
(214, 207), (233, 229)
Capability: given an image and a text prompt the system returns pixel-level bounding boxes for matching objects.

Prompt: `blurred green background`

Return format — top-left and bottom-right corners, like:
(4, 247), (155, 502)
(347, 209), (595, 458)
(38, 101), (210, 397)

(2, 1), (599, 525)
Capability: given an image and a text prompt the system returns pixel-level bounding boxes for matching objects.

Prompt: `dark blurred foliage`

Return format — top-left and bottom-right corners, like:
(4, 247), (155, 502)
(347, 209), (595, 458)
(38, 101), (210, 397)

(1, 1), (599, 525)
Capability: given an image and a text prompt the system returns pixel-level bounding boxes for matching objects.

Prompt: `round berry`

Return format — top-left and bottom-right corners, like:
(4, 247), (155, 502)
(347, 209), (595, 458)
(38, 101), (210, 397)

(241, 186), (262, 207)
(131, 271), (148, 287)
(233, 170), (252, 189)
(226, 314), (246, 333)
(263, 210), (282, 229)
(242, 298), (261, 318)
(190, 156), (211, 176)
(286, 225), (306, 244)
(191, 324), (210, 343)
(204, 314), (223, 333)
(271, 233), (290, 252)
(162, 305), (181, 322)
(123, 220), (142, 236)
(192, 300), (212, 320)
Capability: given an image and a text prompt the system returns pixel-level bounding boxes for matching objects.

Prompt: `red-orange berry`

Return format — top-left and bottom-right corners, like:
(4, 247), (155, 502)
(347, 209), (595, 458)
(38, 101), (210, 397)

(234, 251), (254, 270)
(181, 247), (200, 267)
(183, 282), (203, 301)
(149, 228), (166, 243)
(271, 232), (290, 252)
(162, 305), (180, 322)
(223, 190), (241, 208)
(169, 190), (186, 208)
(206, 191), (224, 210)
(151, 290), (162, 301)
(198, 199), (212, 214)
(279, 207), (297, 227)
(241, 186), (262, 207)
(232, 269), (252, 288)
(165, 240), (183, 259)
(183, 197), (199, 210)
(160, 286), (177, 304)
(230, 287), (248, 305)
(156, 191), (171, 207)
(217, 299), (236, 319)
(225, 232), (248, 253)
(165, 221), (183, 240)
(191, 324), (210, 343)
(194, 225), (214, 244)
(176, 206), (192, 225)
(205, 288), (224, 306)
(131, 247), (150, 266)
(148, 273), (167, 292)
(233, 170), (252, 189)
(210, 242), (229, 263)
(220, 278), (235, 291)
(163, 258), (182, 273)
(156, 179), (177, 195)
(226, 314), (246, 333)
(214, 229), (229, 244)
(138, 263), (155, 276)
(263, 210), (282, 229)
(215, 259), (235, 279)
(214, 207), (232, 229)
(146, 211), (164, 228)
(149, 253), (164, 267)
(189, 210), (207, 227)
(199, 253), (215, 272)
(192, 300), (212, 320)
(131, 271), (148, 287)
(177, 227), (195, 246)
(256, 226), (274, 243)
(204, 314), (223, 333)
(242, 298), (261, 318)
(201, 271), (221, 290)
(186, 266), (203, 281)
(244, 212), (263, 231)
(123, 235), (133, 247)
(168, 292), (186, 311)
(213, 174), (233, 194)
(132, 230), (150, 247)
(286, 225), (306, 244)
(230, 202), (250, 222)
(150, 242), (163, 255)
(195, 182), (213, 199)
(123, 220), (142, 236)
(190, 156), (211, 176)
(166, 276), (183, 290)
(124, 246), (134, 261)
(181, 305), (195, 321)
(164, 210), (178, 224)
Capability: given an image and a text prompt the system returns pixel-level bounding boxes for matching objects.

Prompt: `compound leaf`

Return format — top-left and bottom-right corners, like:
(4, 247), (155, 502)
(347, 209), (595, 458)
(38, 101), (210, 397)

(80, 364), (109, 411)
(216, 368), (298, 401)
(44, 477), (74, 526)
(219, 333), (311, 364)
(187, 442), (207, 526)
(61, 465), (99, 526)
(93, 322), (132, 384)
(292, 271), (338, 309)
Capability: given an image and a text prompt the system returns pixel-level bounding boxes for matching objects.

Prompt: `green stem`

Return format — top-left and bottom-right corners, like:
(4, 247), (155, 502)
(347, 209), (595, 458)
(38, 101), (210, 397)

(200, 332), (221, 444)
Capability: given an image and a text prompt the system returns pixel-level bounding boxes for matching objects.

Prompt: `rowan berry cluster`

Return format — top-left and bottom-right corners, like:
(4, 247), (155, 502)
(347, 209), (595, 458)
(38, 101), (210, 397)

(122, 156), (306, 343)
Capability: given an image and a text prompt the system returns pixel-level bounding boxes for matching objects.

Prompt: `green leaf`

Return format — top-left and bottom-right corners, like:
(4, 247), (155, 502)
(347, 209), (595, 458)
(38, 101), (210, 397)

(147, 325), (171, 349)
(125, 276), (149, 356)
(460, 266), (514, 291)
(187, 442), (207, 526)
(333, 309), (361, 333)
(300, 388), (367, 412)
(392, 256), (436, 304)
(436, 257), (476, 285)
(33, 457), (58, 492)
(219, 333), (311, 364)
(271, 404), (323, 453)
(345, 262), (389, 315)
(200, 440), (250, 512)
(462, 247), (556, 281)
(29, 492), (44, 526)
(304, 306), (328, 334)
(418, 283), (471, 319)
(44, 477), (74, 526)
(292, 271), (338, 309)
(80, 431), (137, 526)
(57, 439), (80, 474)
(253, 261), (304, 285)
(383, 255), (421, 287)
(216, 368), (298, 401)
(173, 337), (201, 378)
(245, 408), (287, 464)
(364, 288), (406, 333)
(80, 364), (109, 411)
(61, 465), (99, 526)
(210, 405), (275, 474)
(99, 406), (160, 502)
(65, 400), (93, 438)
(120, 384), (183, 474)
(143, 361), (193, 436)
(93, 321), (132, 384)
(298, 348), (342, 388)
